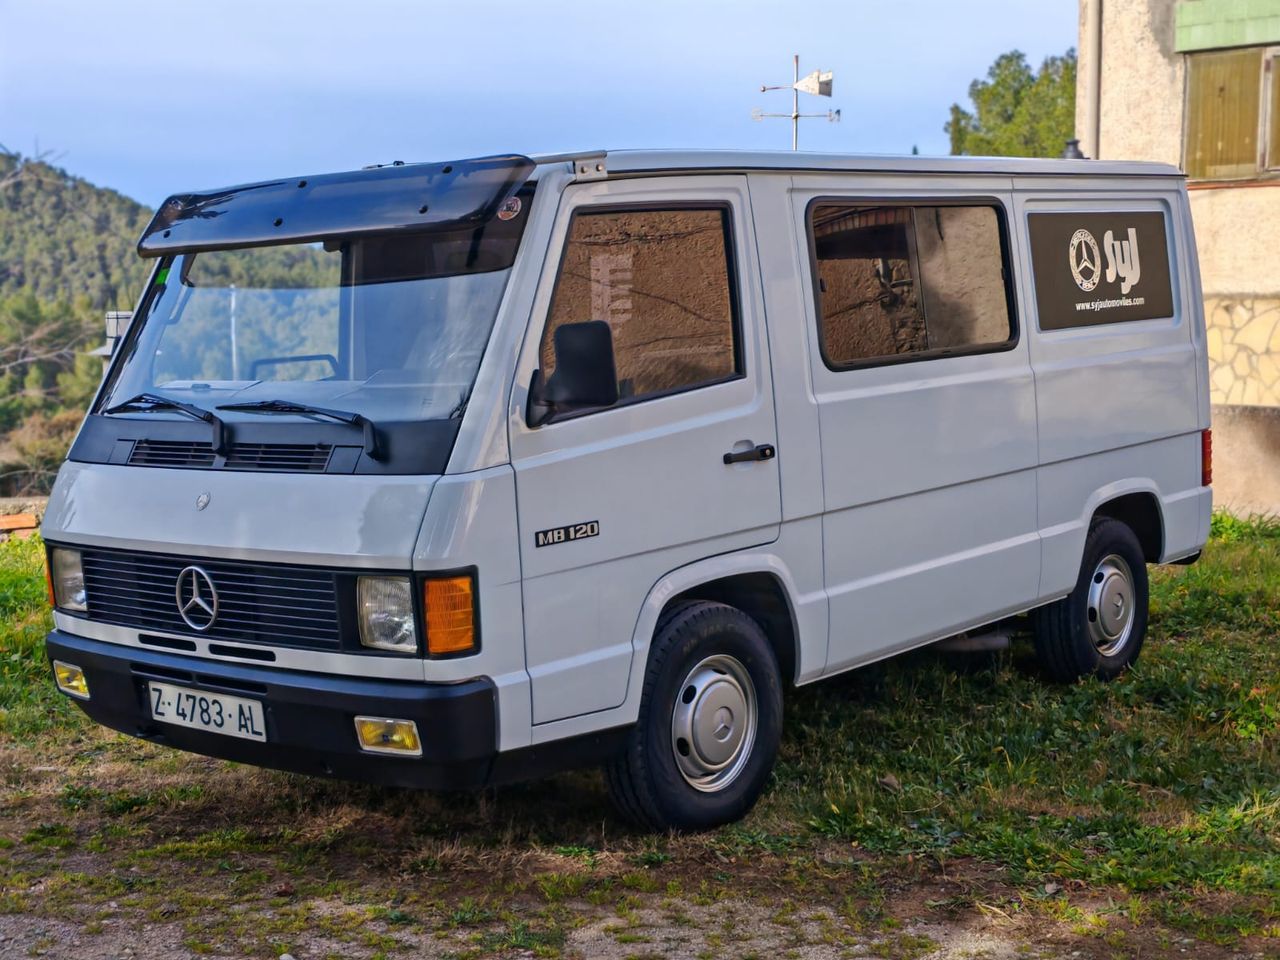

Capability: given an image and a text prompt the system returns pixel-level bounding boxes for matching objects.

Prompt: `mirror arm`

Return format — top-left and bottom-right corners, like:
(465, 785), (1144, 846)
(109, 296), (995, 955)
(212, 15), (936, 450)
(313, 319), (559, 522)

(526, 369), (555, 429)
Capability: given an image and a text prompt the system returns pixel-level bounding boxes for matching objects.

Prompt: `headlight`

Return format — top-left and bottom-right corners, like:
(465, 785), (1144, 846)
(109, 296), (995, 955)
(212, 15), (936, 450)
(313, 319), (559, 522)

(49, 548), (87, 613)
(356, 576), (417, 653)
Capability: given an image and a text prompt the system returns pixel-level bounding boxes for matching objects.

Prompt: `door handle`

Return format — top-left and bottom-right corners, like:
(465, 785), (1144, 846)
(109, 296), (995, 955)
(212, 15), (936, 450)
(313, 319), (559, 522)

(723, 443), (776, 465)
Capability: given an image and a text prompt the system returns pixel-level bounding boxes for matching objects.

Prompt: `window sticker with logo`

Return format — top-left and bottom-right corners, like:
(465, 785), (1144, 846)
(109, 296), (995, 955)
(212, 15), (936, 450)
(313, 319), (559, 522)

(1028, 212), (1174, 330)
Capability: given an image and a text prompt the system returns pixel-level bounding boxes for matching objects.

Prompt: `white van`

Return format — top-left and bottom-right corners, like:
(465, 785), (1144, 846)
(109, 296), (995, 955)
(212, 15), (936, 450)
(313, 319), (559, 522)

(43, 151), (1212, 829)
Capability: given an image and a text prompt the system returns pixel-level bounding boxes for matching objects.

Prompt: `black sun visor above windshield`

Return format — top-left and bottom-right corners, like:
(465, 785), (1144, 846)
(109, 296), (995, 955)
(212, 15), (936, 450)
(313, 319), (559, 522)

(137, 154), (535, 257)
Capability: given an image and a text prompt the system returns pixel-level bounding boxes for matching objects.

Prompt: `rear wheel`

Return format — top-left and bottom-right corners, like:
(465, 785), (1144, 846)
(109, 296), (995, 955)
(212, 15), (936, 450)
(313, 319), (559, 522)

(1032, 517), (1149, 682)
(606, 600), (782, 831)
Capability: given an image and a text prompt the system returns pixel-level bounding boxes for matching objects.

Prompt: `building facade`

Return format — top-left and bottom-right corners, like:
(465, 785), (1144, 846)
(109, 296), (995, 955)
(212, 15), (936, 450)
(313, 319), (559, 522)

(1076, 0), (1280, 514)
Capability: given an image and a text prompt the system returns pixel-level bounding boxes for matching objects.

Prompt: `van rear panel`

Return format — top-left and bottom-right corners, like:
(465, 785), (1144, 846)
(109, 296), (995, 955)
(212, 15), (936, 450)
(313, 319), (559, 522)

(1013, 180), (1211, 597)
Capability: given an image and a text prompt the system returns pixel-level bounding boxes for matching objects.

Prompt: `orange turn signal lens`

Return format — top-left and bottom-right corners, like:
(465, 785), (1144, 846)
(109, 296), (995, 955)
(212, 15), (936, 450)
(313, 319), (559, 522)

(424, 575), (476, 656)
(44, 563), (56, 609)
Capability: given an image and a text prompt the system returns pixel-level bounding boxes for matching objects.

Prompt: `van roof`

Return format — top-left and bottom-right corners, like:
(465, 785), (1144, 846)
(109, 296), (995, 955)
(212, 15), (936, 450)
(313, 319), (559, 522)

(532, 149), (1184, 180)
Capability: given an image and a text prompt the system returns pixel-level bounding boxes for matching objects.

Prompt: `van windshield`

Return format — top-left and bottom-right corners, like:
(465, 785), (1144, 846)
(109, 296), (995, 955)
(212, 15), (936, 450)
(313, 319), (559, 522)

(101, 207), (529, 426)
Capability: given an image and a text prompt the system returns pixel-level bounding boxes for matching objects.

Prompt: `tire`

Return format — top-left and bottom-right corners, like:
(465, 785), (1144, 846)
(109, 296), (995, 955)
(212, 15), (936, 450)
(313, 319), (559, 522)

(1032, 517), (1149, 682)
(606, 600), (783, 831)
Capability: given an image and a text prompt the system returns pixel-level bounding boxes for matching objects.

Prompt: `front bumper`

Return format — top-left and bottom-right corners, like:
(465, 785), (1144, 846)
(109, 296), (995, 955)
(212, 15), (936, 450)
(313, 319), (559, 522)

(46, 629), (498, 789)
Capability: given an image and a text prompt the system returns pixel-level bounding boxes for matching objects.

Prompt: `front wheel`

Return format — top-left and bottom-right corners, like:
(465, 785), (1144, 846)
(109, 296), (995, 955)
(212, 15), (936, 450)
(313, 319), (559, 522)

(1032, 517), (1149, 682)
(606, 600), (783, 831)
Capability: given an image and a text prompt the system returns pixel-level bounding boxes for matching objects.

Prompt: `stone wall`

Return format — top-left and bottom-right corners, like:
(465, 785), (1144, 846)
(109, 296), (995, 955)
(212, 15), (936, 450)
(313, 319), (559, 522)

(1206, 297), (1280, 405)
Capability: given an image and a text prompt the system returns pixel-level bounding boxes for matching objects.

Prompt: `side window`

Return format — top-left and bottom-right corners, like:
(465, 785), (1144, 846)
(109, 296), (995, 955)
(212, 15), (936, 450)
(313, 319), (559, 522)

(540, 207), (741, 406)
(810, 203), (1014, 368)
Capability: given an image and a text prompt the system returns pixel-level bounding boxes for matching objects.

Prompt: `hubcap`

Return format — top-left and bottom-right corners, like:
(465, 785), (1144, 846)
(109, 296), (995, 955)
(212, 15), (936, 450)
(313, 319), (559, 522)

(670, 654), (758, 792)
(1086, 553), (1136, 657)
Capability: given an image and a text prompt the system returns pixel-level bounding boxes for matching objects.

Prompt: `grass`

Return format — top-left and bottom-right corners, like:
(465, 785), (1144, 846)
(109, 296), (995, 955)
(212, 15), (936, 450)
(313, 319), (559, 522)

(0, 534), (80, 738)
(0, 517), (1277, 957)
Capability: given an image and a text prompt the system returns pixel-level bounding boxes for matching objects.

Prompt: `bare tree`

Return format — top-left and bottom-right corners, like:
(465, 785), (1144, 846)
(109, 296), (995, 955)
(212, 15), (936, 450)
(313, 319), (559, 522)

(0, 144), (59, 192)
(0, 327), (84, 375)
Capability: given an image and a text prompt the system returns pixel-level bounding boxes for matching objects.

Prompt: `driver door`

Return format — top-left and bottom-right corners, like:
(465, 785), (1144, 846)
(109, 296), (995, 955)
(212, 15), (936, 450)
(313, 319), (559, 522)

(508, 176), (782, 725)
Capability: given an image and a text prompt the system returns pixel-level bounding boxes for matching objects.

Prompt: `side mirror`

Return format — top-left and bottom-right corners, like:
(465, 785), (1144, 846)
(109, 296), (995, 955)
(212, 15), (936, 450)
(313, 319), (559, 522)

(527, 320), (619, 428)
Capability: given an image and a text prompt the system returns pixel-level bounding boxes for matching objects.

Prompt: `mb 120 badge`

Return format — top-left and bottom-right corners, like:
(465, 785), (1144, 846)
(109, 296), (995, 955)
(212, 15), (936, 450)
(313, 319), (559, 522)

(535, 521), (600, 548)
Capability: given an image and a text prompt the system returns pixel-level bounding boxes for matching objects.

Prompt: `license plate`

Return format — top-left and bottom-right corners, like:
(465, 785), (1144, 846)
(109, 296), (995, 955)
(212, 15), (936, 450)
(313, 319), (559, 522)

(147, 681), (267, 742)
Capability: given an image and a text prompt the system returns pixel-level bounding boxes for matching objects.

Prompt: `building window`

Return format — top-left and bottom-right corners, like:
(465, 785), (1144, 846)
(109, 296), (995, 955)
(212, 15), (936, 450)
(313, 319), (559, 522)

(1184, 46), (1280, 180)
(540, 207), (741, 404)
(808, 203), (1014, 369)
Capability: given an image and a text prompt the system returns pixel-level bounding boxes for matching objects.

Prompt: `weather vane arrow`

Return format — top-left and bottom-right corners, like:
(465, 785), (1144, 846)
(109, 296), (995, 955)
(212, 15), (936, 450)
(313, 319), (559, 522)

(754, 55), (839, 151)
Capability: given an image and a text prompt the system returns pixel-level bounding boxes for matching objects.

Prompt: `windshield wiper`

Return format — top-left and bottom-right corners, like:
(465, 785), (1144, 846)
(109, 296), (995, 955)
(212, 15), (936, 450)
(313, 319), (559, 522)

(216, 399), (383, 461)
(103, 392), (229, 454)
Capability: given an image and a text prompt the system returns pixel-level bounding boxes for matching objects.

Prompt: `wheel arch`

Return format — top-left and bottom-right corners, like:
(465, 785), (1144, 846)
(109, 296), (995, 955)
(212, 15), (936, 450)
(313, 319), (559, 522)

(627, 552), (813, 698)
(1092, 490), (1165, 563)
(666, 573), (798, 687)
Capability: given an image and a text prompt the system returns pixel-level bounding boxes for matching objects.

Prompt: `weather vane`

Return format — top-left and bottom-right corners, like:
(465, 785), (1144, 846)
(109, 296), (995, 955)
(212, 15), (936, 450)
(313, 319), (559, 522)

(753, 54), (840, 151)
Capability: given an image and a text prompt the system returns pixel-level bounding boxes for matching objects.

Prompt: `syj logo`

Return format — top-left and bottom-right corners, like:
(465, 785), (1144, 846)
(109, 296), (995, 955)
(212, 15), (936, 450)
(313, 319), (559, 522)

(1103, 227), (1141, 294)
(1069, 226), (1142, 295)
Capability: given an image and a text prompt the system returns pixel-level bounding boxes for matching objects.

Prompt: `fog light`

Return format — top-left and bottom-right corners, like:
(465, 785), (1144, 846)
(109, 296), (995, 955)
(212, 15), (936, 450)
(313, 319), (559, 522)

(53, 660), (90, 700)
(354, 716), (421, 756)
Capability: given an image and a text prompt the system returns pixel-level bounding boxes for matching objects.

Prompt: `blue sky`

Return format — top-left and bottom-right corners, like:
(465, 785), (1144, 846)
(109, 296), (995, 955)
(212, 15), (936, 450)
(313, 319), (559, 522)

(0, 0), (1077, 207)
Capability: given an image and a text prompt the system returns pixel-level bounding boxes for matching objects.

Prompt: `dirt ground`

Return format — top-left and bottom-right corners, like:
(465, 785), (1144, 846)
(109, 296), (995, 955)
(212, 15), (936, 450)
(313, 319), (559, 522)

(1, 743), (1272, 960)
(0, 909), (1118, 960)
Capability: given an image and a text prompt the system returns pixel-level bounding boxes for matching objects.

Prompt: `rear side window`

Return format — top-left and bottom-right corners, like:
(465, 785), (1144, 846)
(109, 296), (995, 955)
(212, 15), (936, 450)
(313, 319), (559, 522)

(809, 203), (1014, 369)
(540, 207), (740, 402)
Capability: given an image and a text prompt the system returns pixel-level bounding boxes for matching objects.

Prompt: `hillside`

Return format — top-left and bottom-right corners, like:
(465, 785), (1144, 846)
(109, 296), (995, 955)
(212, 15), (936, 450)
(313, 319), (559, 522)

(0, 152), (152, 310)
(0, 151), (157, 494)
(0, 152), (355, 495)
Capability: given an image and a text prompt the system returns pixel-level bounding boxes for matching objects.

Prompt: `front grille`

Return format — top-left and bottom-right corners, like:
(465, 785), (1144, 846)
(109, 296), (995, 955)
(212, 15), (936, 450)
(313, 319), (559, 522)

(79, 548), (342, 650)
(223, 443), (332, 472)
(129, 440), (216, 468)
(128, 440), (332, 472)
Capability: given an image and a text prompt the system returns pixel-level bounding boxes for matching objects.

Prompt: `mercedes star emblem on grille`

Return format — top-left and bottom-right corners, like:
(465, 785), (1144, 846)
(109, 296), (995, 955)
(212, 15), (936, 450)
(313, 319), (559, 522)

(175, 565), (219, 631)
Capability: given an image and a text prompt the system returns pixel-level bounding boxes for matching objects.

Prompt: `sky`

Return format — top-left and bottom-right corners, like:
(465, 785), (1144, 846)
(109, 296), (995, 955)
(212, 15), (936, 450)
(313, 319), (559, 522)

(0, 0), (1078, 208)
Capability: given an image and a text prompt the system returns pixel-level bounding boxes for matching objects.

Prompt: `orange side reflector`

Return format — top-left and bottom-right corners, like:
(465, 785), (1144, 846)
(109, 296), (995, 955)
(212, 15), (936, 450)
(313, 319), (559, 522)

(1201, 429), (1213, 487)
(424, 576), (476, 655)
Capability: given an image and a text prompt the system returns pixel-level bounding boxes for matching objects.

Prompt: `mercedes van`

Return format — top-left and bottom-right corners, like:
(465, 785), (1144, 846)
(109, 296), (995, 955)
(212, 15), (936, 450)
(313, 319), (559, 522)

(42, 151), (1212, 829)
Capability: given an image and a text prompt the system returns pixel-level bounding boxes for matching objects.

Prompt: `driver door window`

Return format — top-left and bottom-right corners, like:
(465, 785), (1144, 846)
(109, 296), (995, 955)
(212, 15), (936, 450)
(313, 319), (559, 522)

(539, 207), (742, 407)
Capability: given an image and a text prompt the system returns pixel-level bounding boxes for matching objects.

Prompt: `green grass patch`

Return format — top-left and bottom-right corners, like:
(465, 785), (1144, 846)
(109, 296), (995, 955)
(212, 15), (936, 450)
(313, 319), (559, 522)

(0, 534), (81, 738)
(792, 516), (1279, 933)
(1210, 511), (1280, 543)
